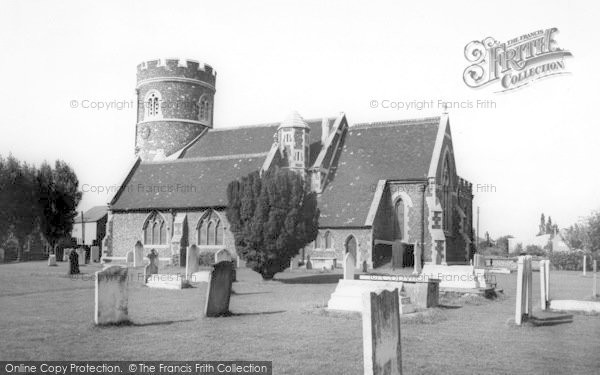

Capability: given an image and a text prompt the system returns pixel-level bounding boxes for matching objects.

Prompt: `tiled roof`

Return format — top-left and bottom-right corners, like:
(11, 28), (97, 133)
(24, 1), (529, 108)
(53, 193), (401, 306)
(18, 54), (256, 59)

(317, 117), (440, 227)
(111, 116), (440, 220)
(75, 205), (108, 223)
(181, 119), (326, 159)
(110, 156), (266, 210)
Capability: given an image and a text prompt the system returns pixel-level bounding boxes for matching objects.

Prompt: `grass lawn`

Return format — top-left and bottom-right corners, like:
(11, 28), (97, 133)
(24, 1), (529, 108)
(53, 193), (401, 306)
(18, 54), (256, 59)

(0, 261), (598, 374)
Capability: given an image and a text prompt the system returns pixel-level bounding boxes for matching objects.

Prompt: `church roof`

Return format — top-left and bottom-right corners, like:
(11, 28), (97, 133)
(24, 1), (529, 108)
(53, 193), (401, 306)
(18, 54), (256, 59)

(75, 205), (108, 223)
(318, 117), (440, 227)
(110, 116), (442, 224)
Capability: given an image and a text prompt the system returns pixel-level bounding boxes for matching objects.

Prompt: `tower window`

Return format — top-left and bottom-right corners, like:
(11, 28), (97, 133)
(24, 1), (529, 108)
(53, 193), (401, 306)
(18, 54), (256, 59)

(198, 96), (211, 122)
(144, 90), (162, 120)
(295, 151), (304, 161)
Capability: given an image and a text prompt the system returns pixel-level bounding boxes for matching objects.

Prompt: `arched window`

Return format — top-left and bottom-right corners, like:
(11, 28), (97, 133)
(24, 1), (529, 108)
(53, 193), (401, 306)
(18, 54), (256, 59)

(314, 234), (320, 249)
(145, 90), (162, 119)
(345, 235), (357, 263)
(324, 231), (332, 249)
(394, 198), (404, 240)
(442, 155), (452, 232)
(198, 96), (210, 122)
(197, 210), (223, 246)
(143, 211), (167, 245)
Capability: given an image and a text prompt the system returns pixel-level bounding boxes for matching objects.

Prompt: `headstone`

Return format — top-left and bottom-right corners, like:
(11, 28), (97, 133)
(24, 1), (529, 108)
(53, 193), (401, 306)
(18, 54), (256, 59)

(186, 245), (200, 280)
(306, 255), (312, 270)
(76, 248), (85, 266)
(91, 246), (100, 262)
(48, 254), (57, 266)
(215, 249), (232, 263)
(94, 266), (129, 325)
(126, 250), (134, 265)
(63, 248), (72, 262)
(0, 248), (5, 263)
(204, 261), (234, 317)
(362, 289), (402, 375)
(134, 241), (144, 267)
(544, 258), (550, 303)
(344, 252), (355, 280)
(539, 260), (547, 310)
(362, 261), (368, 273)
(144, 249), (159, 283)
(68, 251), (80, 275)
(515, 255), (532, 325)
(583, 255), (587, 276)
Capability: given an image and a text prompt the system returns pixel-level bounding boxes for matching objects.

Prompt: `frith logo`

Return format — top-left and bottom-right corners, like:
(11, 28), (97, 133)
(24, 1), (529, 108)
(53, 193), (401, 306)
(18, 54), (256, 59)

(463, 28), (573, 92)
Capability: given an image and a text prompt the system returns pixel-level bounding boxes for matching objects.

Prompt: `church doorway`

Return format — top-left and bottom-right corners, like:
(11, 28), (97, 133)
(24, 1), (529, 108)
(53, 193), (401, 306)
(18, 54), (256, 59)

(402, 244), (415, 268)
(345, 235), (357, 267)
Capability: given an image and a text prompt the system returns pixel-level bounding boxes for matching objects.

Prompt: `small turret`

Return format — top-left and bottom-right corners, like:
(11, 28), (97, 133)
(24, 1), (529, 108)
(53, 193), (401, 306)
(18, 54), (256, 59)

(277, 111), (310, 176)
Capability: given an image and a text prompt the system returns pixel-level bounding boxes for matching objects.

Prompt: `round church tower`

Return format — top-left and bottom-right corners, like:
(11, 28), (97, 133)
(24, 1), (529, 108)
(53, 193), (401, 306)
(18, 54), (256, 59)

(135, 58), (216, 161)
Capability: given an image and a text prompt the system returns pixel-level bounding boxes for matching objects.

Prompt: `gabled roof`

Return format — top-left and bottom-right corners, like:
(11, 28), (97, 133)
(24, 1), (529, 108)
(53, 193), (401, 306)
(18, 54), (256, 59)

(317, 117), (440, 227)
(76, 206), (108, 223)
(110, 115), (442, 220)
(110, 156), (266, 210)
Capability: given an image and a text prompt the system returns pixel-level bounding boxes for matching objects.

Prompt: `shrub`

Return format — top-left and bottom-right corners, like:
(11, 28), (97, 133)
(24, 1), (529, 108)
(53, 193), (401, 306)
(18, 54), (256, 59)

(525, 245), (545, 256)
(549, 251), (596, 271)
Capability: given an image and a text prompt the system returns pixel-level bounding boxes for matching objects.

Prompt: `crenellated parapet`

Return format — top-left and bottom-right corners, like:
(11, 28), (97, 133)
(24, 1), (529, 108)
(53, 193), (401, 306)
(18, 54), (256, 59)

(137, 58), (216, 87)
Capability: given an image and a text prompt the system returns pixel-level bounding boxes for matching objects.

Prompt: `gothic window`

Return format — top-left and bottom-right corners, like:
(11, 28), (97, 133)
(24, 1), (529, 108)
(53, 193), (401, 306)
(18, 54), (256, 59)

(295, 151), (304, 162)
(324, 231), (332, 249)
(442, 155), (452, 232)
(145, 90), (162, 119)
(314, 233), (321, 249)
(197, 210), (223, 246)
(143, 211), (167, 245)
(394, 198), (404, 240)
(198, 96), (210, 122)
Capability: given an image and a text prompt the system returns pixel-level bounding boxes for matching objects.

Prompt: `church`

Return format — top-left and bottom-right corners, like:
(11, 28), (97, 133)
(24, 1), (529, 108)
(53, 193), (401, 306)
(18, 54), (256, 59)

(103, 58), (474, 272)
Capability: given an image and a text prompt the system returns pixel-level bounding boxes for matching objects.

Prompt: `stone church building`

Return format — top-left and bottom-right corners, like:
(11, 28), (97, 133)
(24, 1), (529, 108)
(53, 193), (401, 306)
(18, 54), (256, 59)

(104, 58), (474, 272)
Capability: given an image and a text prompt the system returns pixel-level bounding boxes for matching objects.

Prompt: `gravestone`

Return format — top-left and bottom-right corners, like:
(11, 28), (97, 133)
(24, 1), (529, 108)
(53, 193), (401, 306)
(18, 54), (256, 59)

(344, 252), (355, 280)
(204, 261), (234, 317)
(362, 289), (402, 375)
(126, 250), (134, 265)
(76, 248), (85, 266)
(539, 259), (548, 310)
(306, 255), (312, 270)
(583, 255), (587, 276)
(48, 254), (57, 266)
(215, 249), (232, 263)
(94, 265), (129, 325)
(186, 245), (200, 280)
(91, 246), (100, 262)
(144, 249), (159, 283)
(362, 261), (368, 273)
(134, 241), (144, 267)
(68, 251), (80, 275)
(0, 248), (5, 263)
(515, 255), (532, 325)
(63, 248), (73, 262)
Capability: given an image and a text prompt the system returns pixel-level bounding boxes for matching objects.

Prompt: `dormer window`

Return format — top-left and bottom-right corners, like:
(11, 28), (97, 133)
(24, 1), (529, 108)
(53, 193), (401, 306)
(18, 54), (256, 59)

(145, 90), (162, 120)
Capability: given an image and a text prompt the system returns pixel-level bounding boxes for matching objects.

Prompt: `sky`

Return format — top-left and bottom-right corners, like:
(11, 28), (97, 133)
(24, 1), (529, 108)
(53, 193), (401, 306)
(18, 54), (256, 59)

(0, 0), (598, 240)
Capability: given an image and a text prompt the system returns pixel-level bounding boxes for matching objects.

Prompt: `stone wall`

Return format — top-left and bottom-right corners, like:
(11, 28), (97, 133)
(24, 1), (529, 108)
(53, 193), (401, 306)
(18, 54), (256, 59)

(306, 228), (372, 268)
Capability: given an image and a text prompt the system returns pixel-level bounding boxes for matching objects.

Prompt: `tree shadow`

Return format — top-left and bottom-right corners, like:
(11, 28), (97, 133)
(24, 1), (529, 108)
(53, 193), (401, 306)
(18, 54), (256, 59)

(230, 310), (286, 317)
(276, 274), (342, 284)
(232, 291), (271, 296)
(92, 318), (196, 328)
(436, 304), (462, 310)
